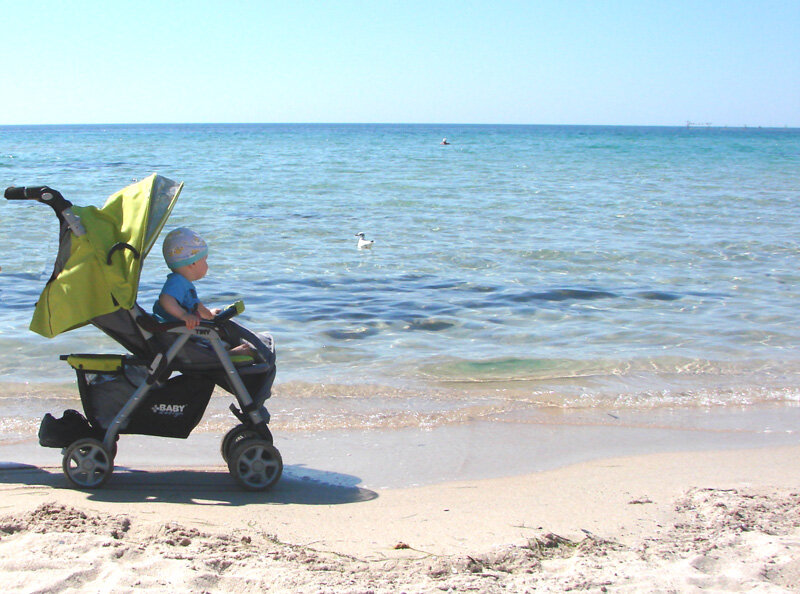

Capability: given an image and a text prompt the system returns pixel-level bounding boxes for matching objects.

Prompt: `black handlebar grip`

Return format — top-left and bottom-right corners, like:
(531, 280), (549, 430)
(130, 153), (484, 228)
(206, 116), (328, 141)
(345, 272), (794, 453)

(4, 186), (54, 200)
(3, 186), (72, 214)
(4, 186), (29, 200)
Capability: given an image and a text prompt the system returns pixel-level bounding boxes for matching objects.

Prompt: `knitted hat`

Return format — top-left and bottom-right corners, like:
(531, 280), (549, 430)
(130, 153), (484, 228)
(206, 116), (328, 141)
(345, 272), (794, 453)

(162, 227), (208, 270)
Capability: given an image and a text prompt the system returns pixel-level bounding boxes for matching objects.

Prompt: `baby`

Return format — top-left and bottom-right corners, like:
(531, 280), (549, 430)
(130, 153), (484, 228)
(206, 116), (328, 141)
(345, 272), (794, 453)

(153, 228), (253, 356)
(153, 227), (215, 329)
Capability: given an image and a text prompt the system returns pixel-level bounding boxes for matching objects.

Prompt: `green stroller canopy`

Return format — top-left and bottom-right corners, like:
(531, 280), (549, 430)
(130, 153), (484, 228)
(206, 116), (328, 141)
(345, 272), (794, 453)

(31, 174), (183, 338)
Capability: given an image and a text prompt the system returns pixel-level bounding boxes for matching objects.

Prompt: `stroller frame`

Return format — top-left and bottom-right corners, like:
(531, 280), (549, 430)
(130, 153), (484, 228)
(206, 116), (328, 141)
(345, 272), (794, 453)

(5, 178), (282, 491)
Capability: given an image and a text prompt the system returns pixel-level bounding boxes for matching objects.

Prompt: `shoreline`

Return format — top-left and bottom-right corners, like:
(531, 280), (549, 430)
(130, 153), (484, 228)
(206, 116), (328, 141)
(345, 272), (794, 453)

(2, 401), (798, 490)
(1, 444), (800, 591)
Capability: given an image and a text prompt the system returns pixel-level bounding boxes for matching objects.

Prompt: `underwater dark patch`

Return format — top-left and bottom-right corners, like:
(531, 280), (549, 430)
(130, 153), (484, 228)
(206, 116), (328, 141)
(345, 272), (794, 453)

(510, 289), (617, 303)
(404, 319), (455, 332)
(323, 327), (380, 340)
(636, 291), (681, 301)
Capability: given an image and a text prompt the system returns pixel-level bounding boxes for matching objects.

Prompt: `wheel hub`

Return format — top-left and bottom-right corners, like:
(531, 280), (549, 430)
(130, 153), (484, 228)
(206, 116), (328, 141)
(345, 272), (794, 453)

(229, 439), (282, 491)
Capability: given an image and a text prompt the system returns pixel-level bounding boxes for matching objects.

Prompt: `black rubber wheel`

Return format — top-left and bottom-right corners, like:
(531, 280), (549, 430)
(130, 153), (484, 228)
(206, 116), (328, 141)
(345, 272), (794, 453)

(228, 439), (282, 491)
(62, 438), (114, 489)
(220, 424), (260, 464)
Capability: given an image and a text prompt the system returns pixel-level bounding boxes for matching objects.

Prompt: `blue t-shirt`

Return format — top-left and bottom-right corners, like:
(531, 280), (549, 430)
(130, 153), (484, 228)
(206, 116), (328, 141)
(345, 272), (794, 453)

(153, 272), (200, 322)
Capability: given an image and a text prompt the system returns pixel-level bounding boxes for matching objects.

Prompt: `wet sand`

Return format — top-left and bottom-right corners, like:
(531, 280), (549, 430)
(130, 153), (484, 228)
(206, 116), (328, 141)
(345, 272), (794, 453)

(3, 401), (798, 489)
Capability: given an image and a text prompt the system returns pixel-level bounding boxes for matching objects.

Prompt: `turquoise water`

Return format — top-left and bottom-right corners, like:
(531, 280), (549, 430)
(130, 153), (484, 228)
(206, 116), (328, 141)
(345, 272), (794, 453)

(1, 124), (799, 439)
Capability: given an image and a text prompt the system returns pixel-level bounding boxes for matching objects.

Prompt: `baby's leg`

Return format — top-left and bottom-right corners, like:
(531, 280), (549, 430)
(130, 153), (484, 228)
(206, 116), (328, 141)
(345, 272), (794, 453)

(229, 342), (256, 357)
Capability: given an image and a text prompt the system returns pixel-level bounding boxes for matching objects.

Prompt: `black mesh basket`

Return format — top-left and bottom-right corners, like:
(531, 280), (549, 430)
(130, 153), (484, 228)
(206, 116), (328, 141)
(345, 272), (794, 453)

(68, 355), (215, 439)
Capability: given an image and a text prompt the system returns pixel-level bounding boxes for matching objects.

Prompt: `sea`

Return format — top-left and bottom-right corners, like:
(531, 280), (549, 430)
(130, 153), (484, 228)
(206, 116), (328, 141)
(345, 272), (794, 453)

(1, 123), (799, 486)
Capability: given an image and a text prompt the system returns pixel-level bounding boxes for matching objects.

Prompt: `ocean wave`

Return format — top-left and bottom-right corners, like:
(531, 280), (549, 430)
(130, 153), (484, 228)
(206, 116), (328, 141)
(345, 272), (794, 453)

(419, 355), (799, 384)
(2, 370), (799, 446)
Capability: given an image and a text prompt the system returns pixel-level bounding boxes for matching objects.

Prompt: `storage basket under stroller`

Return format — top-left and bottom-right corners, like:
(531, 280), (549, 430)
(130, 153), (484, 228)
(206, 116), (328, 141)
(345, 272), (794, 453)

(69, 355), (215, 438)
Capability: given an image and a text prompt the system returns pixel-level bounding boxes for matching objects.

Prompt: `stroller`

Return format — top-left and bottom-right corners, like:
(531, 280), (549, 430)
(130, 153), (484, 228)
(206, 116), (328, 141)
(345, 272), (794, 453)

(4, 174), (282, 491)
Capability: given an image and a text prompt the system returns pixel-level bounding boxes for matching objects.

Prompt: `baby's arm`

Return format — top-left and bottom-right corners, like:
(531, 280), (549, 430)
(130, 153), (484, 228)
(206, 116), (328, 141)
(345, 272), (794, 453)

(196, 302), (219, 320)
(159, 294), (202, 329)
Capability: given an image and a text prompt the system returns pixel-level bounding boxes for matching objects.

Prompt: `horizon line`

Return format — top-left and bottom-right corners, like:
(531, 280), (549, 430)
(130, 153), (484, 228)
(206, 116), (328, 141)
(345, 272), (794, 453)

(2, 121), (798, 130)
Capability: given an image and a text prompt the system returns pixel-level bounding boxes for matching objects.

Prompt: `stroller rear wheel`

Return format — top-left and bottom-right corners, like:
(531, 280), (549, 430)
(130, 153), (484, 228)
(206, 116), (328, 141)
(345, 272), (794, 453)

(228, 439), (282, 491)
(62, 438), (114, 489)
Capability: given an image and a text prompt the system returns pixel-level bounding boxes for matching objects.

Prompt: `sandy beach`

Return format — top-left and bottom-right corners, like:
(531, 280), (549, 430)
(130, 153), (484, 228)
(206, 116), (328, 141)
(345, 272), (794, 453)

(1, 442), (800, 592)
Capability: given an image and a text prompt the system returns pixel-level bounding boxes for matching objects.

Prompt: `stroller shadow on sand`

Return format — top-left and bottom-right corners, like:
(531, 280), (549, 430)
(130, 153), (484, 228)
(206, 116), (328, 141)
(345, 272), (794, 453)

(0, 464), (378, 506)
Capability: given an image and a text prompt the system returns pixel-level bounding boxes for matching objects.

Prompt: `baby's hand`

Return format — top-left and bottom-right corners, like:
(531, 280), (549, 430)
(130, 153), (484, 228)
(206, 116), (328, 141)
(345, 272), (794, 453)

(183, 313), (202, 329)
(196, 304), (216, 320)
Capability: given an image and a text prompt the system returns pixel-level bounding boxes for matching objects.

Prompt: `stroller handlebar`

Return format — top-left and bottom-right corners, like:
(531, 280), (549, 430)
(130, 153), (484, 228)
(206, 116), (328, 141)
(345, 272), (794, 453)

(4, 187), (29, 200)
(4, 185), (72, 209)
(5, 185), (87, 236)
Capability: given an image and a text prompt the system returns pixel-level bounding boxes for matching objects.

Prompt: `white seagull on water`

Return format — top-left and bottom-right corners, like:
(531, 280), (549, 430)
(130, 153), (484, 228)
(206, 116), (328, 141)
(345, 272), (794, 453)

(355, 232), (374, 249)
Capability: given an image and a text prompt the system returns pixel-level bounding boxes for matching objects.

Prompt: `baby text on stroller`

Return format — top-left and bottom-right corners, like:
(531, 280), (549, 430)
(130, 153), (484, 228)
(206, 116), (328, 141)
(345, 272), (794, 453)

(151, 403), (188, 416)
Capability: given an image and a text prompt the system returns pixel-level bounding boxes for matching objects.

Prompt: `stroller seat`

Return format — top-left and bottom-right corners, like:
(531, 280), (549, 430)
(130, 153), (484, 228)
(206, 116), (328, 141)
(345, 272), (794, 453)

(90, 301), (277, 424)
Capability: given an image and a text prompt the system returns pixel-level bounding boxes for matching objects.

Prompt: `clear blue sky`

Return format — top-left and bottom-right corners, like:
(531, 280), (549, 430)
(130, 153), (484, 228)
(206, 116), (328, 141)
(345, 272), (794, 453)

(2, 0), (798, 126)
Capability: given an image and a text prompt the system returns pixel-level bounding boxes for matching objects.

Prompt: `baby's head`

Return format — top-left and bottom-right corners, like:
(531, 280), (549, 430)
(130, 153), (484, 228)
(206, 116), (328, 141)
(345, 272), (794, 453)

(163, 227), (208, 279)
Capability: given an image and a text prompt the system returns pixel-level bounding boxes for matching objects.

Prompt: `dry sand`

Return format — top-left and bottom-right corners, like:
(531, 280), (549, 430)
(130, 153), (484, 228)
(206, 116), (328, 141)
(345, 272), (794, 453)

(1, 444), (800, 592)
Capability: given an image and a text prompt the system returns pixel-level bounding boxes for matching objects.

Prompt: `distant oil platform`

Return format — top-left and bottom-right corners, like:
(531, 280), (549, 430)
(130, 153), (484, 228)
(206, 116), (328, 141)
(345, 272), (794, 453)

(685, 121), (786, 129)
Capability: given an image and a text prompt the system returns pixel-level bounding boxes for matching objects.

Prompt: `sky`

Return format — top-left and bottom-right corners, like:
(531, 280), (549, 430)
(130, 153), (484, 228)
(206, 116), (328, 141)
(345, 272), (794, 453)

(2, 0), (798, 127)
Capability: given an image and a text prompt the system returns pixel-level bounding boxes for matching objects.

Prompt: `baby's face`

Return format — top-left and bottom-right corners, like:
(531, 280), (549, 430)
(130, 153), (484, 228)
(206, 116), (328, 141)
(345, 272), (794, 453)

(183, 257), (208, 281)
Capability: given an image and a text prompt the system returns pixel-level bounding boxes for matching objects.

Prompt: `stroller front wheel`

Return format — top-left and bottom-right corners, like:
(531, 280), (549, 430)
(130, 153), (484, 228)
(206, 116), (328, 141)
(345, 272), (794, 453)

(62, 438), (114, 489)
(228, 439), (282, 491)
(221, 424), (259, 464)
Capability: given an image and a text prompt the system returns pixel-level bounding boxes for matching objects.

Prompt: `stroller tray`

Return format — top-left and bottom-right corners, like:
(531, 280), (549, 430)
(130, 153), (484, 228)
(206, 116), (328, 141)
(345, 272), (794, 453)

(62, 354), (131, 373)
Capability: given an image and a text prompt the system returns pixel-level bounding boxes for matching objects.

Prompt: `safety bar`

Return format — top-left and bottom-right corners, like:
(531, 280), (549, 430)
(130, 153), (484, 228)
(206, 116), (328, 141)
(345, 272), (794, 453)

(136, 300), (245, 334)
